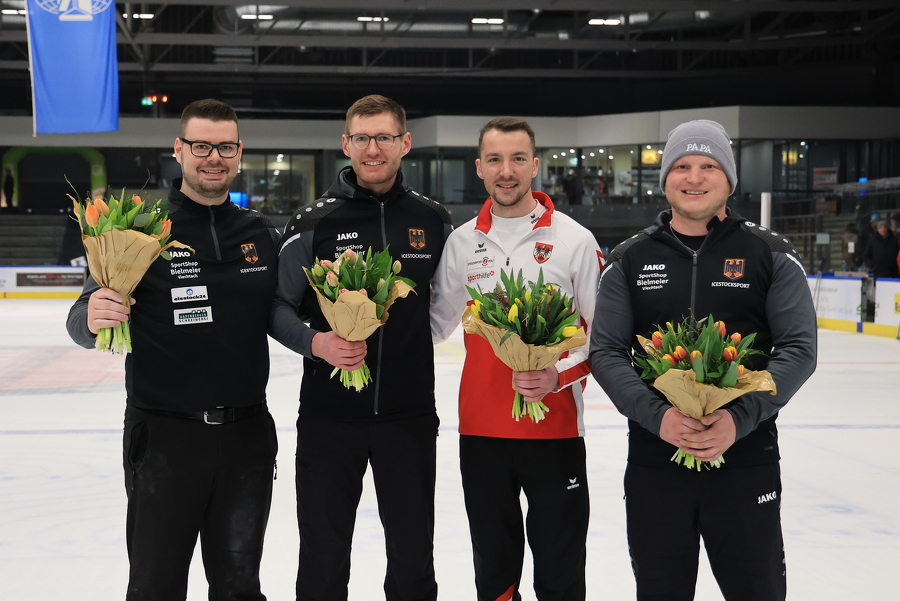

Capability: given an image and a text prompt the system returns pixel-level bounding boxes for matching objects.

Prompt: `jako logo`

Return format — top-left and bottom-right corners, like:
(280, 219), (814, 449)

(686, 143), (712, 153)
(642, 264), (665, 270)
(171, 250), (192, 258)
(758, 491), (777, 504)
(567, 478), (580, 490)
(337, 232), (358, 241)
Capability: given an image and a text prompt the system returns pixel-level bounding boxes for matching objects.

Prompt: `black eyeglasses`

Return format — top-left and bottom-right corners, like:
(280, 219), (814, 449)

(180, 138), (241, 158)
(346, 133), (404, 150)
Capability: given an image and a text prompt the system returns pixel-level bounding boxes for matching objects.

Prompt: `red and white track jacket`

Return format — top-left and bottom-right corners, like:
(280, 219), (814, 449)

(431, 192), (604, 439)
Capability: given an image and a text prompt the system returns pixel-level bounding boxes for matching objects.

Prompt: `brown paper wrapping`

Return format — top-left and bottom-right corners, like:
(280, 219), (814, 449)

(651, 364), (777, 420)
(461, 305), (587, 372)
(307, 274), (415, 342)
(81, 230), (191, 301)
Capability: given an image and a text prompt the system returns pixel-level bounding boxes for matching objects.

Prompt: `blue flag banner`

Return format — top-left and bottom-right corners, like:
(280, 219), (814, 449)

(26, 0), (118, 134)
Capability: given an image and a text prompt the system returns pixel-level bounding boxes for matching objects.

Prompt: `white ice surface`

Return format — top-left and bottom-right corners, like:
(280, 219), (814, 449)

(1, 299), (898, 599)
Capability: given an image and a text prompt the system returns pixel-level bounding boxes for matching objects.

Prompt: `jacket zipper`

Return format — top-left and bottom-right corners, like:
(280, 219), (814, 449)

(209, 206), (222, 260)
(372, 202), (389, 415)
(667, 224), (705, 324)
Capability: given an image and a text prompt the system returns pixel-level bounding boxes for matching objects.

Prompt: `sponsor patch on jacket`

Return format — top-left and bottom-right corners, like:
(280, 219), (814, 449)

(241, 243), (258, 263)
(724, 259), (744, 279)
(174, 306), (213, 325)
(409, 228), (426, 249)
(533, 243), (553, 263)
(171, 286), (208, 303)
(468, 256), (495, 271)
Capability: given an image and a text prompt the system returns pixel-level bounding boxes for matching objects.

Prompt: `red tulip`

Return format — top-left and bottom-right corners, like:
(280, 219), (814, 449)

(713, 321), (726, 337)
(722, 346), (737, 362)
(738, 364), (746, 377)
(673, 346), (687, 361)
(662, 354), (677, 366)
(690, 350), (703, 362)
(651, 331), (664, 349)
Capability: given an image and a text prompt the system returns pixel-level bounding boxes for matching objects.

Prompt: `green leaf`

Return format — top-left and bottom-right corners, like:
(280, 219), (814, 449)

(133, 213), (153, 228)
(160, 250), (172, 260)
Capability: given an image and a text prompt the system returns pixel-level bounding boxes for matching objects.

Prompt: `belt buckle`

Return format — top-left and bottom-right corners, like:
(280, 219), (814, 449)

(203, 407), (226, 425)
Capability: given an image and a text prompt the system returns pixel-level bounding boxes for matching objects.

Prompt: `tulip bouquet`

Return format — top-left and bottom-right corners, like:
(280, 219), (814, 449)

(632, 315), (776, 470)
(463, 268), (585, 423)
(71, 191), (190, 354)
(303, 246), (415, 392)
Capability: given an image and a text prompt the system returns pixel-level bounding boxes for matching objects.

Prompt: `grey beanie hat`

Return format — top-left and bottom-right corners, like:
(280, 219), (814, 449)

(659, 119), (737, 195)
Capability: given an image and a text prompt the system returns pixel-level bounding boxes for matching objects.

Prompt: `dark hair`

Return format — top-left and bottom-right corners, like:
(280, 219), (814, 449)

(891, 212), (900, 225)
(478, 117), (536, 154)
(345, 95), (406, 134)
(180, 99), (239, 139)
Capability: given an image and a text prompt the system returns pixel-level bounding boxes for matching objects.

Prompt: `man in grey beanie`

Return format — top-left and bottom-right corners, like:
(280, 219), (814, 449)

(590, 119), (818, 600)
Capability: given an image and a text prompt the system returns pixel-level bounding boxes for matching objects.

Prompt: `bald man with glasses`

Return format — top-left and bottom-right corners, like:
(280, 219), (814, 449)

(270, 94), (453, 601)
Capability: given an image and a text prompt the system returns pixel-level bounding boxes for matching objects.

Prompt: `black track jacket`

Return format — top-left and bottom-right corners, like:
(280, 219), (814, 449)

(590, 209), (817, 467)
(269, 167), (453, 421)
(67, 178), (280, 412)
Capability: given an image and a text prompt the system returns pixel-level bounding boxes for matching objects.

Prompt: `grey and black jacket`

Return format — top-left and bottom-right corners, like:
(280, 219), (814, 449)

(589, 208), (817, 467)
(268, 166), (453, 422)
(67, 178), (281, 413)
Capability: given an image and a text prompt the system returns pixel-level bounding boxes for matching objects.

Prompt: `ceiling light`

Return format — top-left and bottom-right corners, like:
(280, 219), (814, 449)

(599, 149), (604, 153)
(472, 18), (503, 25)
(553, 155), (558, 159)
(590, 153), (595, 157)
(646, 145), (652, 149)
(569, 149), (575, 153)
(358, 16), (389, 22)
(590, 18), (621, 26)
(561, 152), (567, 156)
(608, 155), (614, 159)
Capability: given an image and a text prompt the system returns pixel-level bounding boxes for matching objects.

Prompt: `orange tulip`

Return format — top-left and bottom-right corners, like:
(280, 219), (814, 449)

(731, 332), (741, 345)
(651, 331), (664, 349)
(84, 204), (100, 228)
(690, 350), (703, 362)
(150, 219), (171, 240)
(673, 345), (687, 361)
(738, 364), (746, 377)
(662, 354), (677, 366)
(722, 346), (737, 362)
(93, 197), (110, 217)
(132, 195), (142, 205)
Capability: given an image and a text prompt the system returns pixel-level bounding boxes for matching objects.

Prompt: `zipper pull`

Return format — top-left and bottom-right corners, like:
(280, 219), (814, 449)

(506, 257), (510, 266)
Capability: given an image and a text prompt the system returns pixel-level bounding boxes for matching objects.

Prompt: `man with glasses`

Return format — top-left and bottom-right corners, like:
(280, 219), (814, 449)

(67, 99), (281, 600)
(270, 94), (452, 601)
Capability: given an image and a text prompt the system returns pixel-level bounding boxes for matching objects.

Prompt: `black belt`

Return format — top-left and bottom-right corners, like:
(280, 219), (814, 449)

(156, 404), (264, 425)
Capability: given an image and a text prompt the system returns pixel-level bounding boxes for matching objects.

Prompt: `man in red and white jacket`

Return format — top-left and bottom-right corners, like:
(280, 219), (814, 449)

(431, 117), (604, 601)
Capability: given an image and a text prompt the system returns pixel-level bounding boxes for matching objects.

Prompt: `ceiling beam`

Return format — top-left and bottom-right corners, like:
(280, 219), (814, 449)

(118, 0), (900, 12)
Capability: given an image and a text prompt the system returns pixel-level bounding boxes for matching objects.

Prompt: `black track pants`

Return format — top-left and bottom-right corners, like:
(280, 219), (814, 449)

(122, 404), (278, 601)
(624, 462), (786, 601)
(459, 435), (589, 601)
(295, 412), (439, 601)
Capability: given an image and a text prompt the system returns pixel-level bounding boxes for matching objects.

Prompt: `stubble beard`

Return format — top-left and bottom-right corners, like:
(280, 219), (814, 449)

(183, 168), (235, 199)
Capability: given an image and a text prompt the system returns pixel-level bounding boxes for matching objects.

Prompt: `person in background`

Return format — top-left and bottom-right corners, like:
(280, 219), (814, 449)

(268, 94), (453, 601)
(67, 99), (280, 600)
(590, 119), (817, 601)
(431, 117), (604, 601)
(863, 219), (899, 279)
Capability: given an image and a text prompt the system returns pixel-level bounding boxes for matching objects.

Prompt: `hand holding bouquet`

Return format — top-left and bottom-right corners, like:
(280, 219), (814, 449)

(71, 191), (190, 354)
(303, 246), (415, 392)
(463, 268), (585, 423)
(632, 315), (777, 470)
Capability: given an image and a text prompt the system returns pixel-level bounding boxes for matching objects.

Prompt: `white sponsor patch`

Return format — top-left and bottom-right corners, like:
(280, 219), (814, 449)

(174, 306), (213, 325)
(467, 257), (494, 271)
(171, 286), (208, 303)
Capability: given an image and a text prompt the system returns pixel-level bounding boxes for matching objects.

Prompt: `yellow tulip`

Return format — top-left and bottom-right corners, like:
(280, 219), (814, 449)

(507, 304), (519, 323)
(562, 326), (578, 338)
(471, 299), (482, 317)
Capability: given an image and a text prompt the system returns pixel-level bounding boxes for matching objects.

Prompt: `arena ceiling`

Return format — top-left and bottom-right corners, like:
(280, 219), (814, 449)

(1, 0), (899, 118)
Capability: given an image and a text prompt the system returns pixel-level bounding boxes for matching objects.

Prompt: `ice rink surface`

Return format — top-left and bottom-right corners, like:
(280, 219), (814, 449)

(1, 299), (898, 600)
